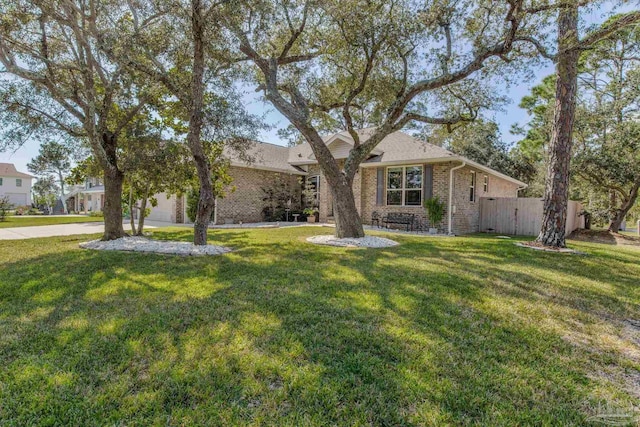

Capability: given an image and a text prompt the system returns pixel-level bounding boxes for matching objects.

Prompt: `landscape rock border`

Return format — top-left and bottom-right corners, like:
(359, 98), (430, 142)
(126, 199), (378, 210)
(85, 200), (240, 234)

(306, 235), (399, 248)
(80, 236), (232, 256)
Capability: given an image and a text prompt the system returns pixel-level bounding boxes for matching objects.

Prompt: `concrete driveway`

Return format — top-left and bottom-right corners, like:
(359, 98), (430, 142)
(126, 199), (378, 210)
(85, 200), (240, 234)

(0, 221), (174, 240)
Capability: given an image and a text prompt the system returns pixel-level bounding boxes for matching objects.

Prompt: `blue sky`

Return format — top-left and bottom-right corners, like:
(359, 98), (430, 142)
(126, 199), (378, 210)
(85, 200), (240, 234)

(4, 69), (554, 174)
(0, 2), (627, 174)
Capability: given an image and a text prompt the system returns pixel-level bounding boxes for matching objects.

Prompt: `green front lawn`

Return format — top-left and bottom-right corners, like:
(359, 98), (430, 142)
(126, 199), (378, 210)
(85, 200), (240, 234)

(0, 228), (638, 426)
(0, 215), (103, 228)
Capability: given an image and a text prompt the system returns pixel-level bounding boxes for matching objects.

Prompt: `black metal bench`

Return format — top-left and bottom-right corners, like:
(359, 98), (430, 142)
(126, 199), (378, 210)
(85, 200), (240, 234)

(382, 213), (415, 231)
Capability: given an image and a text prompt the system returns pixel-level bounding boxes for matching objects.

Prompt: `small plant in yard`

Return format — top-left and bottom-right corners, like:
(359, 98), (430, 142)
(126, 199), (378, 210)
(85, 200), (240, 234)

(424, 196), (445, 234)
(261, 174), (301, 222)
(303, 207), (319, 223)
(301, 177), (320, 223)
(0, 196), (12, 221)
(88, 211), (104, 218)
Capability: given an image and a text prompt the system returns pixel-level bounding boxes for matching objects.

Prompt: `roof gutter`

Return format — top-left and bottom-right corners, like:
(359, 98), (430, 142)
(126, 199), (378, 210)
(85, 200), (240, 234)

(448, 161), (466, 235)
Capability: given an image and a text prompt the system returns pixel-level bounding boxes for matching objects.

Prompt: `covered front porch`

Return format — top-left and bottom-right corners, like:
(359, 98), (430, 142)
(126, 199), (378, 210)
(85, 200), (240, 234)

(65, 186), (105, 213)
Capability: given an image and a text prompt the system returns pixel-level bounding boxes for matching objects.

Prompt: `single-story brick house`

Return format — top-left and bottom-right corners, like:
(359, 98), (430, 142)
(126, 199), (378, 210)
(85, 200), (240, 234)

(146, 128), (527, 235)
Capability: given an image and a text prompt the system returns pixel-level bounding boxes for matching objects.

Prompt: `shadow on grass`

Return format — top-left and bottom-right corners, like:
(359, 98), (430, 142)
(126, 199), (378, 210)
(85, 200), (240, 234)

(0, 228), (637, 425)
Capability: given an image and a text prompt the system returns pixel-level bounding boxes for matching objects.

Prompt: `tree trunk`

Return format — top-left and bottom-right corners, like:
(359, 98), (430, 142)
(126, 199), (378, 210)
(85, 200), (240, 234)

(58, 171), (67, 214)
(331, 178), (365, 238)
(608, 182), (639, 233)
(101, 131), (126, 241)
(188, 0), (214, 246)
(194, 189), (215, 244)
(136, 194), (148, 236)
(129, 185), (137, 235)
(102, 166), (126, 240)
(537, 5), (579, 248)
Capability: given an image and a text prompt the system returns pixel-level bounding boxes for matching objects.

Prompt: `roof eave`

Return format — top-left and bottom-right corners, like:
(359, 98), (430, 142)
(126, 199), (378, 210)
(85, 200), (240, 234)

(0, 173), (35, 179)
(361, 156), (527, 187)
(229, 161), (308, 175)
(458, 157), (528, 187)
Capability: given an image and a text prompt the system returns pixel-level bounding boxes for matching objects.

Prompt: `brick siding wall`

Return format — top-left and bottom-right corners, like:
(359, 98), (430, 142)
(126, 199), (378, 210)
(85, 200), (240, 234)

(360, 162), (519, 234)
(361, 164), (450, 233)
(172, 162), (519, 232)
(450, 165), (519, 234)
(215, 166), (302, 225)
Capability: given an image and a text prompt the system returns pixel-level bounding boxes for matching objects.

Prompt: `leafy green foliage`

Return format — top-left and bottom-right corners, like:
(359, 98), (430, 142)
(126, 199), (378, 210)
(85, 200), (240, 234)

(261, 174), (301, 222)
(571, 24), (640, 228)
(427, 120), (537, 186)
(517, 24), (640, 226)
(32, 176), (59, 213)
(423, 196), (445, 228)
(511, 75), (557, 197)
(27, 141), (72, 197)
(0, 196), (11, 221)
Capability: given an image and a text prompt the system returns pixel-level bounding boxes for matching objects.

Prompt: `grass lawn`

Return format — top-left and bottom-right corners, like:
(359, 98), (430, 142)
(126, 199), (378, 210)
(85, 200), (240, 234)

(0, 215), (103, 228)
(0, 227), (638, 426)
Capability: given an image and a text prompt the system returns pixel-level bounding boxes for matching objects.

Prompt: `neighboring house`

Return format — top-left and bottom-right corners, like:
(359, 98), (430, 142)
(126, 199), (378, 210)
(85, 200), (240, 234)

(148, 129), (526, 235)
(64, 177), (105, 213)
(0, 163), (34, 206)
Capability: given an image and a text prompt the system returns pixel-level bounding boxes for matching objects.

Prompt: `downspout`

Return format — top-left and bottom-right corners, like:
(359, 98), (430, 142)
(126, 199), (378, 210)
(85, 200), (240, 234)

(213, 197), (218, 225)
(448, 161), (466, 235)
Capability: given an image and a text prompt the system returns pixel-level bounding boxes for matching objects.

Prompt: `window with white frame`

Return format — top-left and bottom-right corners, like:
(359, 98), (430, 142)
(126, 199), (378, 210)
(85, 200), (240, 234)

(386, 166), (423, 206)
(469, 171), (476, 202)
(307, 175), (320, 207)
(0, 177), (3, 186)
(483, 175), (489, 192)
(16, 178), (22, 187)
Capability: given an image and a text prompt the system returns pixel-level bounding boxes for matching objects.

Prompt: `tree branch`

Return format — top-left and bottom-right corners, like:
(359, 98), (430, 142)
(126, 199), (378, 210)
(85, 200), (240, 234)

(579, 11), (640, 50)
(515, 36), (557, 61)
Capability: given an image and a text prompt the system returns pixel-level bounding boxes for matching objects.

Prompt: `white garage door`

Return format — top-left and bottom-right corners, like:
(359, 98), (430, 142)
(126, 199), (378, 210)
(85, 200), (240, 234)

(6, 193), (27, 206)
(146, 193), (173, 222)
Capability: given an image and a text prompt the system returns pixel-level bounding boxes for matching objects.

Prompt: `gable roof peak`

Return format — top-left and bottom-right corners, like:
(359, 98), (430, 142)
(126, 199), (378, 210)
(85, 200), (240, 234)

(0, 163), (34, 178)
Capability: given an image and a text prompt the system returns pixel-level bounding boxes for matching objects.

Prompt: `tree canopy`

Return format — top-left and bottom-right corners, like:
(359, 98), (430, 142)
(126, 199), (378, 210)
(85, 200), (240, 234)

(0, 0), (163, 239)
(515, 20), (640, 231)
(223, 0), (547, 237)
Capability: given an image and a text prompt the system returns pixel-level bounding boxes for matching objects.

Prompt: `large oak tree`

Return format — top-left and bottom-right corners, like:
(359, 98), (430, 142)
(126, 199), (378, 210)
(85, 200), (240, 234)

(223, 0), (545, 238)
(0, 0), (160, 240)
(99, 0), (259, 245)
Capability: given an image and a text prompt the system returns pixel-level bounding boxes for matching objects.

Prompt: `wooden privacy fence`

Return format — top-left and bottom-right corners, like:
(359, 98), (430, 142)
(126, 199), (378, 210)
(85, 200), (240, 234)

(479, 197), (585, 237)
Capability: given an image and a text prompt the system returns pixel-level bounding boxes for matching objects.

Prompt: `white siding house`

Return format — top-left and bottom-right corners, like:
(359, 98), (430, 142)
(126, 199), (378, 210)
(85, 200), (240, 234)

(0, 163), (34, 206)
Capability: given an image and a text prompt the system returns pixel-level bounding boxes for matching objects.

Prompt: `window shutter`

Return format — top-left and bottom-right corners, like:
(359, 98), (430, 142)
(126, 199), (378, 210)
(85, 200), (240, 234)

(376, 168), (384, 206)
(423, 164), (433, 201)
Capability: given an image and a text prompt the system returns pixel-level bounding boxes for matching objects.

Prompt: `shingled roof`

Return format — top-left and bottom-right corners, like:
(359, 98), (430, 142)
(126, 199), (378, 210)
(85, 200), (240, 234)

(0, 163), (34, 179)
(288, 128), (455, 165)
(225, 130), (526, 187)
(223, 141), (306, 175)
